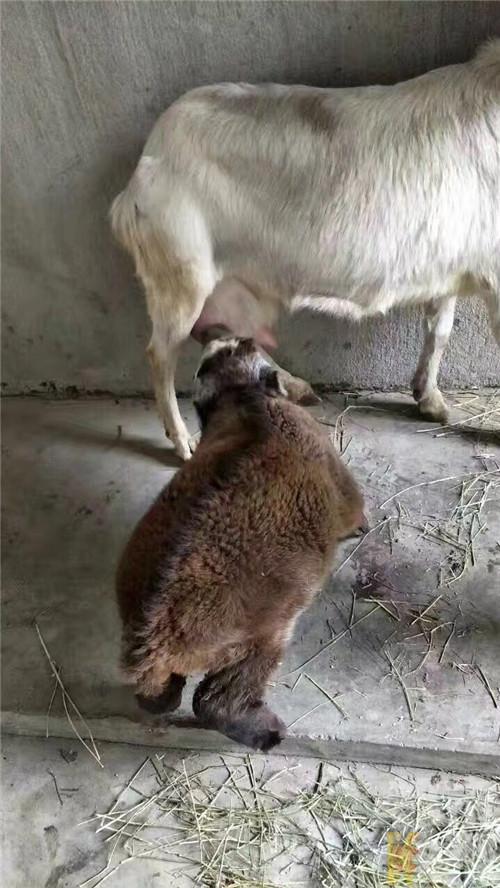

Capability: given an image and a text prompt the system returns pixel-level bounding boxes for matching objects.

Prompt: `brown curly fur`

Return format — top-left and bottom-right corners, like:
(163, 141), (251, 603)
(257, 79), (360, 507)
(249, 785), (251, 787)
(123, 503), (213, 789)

(116, 338), (364, 750)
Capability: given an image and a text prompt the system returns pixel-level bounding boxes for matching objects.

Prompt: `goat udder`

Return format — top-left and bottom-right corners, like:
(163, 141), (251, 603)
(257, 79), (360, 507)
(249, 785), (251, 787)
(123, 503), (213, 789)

(191, 310), (277, 350)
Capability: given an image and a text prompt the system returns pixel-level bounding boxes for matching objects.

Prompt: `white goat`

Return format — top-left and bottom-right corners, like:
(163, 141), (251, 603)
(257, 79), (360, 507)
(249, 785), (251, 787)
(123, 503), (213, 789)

(111, 40), (500, 459)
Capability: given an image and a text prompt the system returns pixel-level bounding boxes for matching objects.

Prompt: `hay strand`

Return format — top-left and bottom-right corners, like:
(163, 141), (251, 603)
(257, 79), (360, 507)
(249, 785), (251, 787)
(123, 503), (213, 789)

(35, 622), (103, 768)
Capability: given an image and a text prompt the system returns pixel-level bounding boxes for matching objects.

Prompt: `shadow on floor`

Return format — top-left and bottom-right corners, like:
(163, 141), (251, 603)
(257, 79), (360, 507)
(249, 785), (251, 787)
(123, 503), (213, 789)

(432, 425), (500, 446)
(43, 418), (184, 469)
(326, 395), (500, 445)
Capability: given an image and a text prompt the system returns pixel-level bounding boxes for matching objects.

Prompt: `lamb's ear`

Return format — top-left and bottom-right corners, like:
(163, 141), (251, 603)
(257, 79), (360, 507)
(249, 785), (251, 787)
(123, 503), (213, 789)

(198, 324), (231, 345)
(259, 366), (288, 397)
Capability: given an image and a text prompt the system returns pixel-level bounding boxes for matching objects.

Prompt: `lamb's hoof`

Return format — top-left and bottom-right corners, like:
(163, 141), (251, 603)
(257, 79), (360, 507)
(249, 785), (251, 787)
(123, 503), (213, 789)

(248, 711), (287, 752)
(224, 706), (287, 751)
(137, 692), (173, 714)
(417, 391), (449, 424)
(136, 675), (186, 714)
(255, 728), (285, 752)
(225, 722), (286, 751)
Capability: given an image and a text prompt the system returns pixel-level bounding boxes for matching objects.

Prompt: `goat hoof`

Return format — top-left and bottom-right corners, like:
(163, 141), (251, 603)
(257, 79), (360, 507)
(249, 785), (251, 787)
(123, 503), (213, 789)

(417, 392), (449, 424)
(171, 435), (193, 461)
(188, 433), (200, 453)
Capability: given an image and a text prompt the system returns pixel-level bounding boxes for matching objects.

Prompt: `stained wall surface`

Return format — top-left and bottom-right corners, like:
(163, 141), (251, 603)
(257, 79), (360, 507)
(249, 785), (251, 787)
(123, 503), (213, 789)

(3, 1), (500, 394)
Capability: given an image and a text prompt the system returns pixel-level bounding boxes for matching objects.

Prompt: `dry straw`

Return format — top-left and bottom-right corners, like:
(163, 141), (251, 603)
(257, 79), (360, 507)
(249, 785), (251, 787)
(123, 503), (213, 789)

(80, 756), (500, 887)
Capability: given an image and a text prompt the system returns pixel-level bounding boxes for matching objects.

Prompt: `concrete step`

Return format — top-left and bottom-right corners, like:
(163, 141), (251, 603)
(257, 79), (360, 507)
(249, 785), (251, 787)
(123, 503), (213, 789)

(4, 734), (498, 888)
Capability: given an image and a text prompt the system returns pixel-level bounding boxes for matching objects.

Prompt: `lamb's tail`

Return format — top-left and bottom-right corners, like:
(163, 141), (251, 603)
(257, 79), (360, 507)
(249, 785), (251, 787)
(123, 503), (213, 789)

(120, 626), (173, 698)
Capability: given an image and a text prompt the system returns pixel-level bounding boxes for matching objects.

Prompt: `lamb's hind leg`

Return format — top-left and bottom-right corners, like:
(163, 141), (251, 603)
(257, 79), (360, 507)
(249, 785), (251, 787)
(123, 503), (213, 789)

(193, 640), (286, 751)
(412, 296), (457, 422)
(137, 673), (186, 714)
(123, 637), (187, 714)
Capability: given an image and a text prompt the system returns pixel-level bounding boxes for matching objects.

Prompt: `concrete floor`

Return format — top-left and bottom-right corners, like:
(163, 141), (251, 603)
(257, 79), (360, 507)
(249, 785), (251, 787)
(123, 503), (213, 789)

(2, 734), (498, 888)
(2, 394), (500, 777)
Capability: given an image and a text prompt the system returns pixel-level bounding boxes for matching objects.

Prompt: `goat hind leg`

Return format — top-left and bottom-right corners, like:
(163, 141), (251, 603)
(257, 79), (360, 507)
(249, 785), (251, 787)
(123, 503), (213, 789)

(146, 270), (214, 460)
(485, 289), (500, 345)
(147, 336), (192, 461)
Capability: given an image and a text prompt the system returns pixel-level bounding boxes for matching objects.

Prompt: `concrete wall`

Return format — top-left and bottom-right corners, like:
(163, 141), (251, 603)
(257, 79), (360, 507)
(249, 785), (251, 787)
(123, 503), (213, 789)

(2, 0), (500, 395)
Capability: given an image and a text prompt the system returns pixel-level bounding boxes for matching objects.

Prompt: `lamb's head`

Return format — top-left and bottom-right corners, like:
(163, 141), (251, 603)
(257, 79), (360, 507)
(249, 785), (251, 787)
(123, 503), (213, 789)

(193, 329), (286, 427)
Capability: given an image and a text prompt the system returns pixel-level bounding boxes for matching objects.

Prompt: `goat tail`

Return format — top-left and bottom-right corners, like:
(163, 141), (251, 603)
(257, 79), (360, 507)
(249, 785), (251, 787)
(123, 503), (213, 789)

(110, 183), (141, 257)
(110, 155), (181, 284)
(110, 154), (163, 251)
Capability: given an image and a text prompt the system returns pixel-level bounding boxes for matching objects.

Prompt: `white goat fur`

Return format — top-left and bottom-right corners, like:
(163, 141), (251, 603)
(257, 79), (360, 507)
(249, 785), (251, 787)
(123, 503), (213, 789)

(111, 41), (500, 459)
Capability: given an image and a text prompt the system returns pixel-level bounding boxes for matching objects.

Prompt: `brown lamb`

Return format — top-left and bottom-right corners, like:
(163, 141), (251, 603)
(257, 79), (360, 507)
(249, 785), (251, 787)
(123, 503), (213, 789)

(116, 334), (365, 751)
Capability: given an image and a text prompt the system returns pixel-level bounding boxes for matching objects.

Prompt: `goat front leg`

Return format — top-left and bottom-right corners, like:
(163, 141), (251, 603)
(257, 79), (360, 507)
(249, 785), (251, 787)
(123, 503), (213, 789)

(412, 296), (456, 422)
